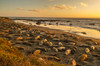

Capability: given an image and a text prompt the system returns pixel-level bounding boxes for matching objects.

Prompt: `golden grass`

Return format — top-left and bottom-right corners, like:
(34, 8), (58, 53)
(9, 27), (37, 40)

(0, 37), (69, 66)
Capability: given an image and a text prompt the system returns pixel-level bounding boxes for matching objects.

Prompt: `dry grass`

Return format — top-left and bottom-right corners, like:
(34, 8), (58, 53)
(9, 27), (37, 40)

(0, 35), (68, 66)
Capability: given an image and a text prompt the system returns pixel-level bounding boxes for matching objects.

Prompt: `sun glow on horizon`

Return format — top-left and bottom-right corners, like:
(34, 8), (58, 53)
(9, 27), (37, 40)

(0, 0), (100, 18)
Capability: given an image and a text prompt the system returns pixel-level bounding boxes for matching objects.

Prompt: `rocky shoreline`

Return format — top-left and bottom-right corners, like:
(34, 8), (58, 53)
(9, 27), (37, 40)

(0, 17), (100, 66)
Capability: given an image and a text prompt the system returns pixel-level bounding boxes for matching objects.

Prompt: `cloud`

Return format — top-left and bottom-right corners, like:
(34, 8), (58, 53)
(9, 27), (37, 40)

(28, 9), (41, 12)
(50, 4), (76, 10)
(49, 0), (53, 1)
(54, 4), (66, 9)
(80, 2), (88, 7)
(17, 8), (24, 10)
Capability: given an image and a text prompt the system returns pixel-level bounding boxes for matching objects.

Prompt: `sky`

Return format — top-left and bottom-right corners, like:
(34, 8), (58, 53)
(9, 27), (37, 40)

(0, 0), (100, 18)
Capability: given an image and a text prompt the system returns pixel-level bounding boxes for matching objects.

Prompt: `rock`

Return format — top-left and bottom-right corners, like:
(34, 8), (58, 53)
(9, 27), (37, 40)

(58, 42), (63, 46)
(33, 50), (41, 55)
(53, 47), (58, 52)
(85, 48), (90, 53)
(58, 47), (66, 51)
(65, 49), (71, 55)
(79, 54), (88, 61)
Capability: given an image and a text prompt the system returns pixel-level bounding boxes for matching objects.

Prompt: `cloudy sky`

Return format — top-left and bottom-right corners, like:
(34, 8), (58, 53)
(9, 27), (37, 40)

(0, 0), (100, 18)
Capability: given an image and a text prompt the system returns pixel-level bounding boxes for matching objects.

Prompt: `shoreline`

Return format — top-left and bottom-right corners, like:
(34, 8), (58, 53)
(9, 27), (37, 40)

(14, 20), (100, 40)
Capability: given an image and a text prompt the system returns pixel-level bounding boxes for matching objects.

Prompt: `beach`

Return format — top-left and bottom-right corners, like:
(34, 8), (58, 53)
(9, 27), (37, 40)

(14, 20), (100, 39)
(0, 17), (100, 66)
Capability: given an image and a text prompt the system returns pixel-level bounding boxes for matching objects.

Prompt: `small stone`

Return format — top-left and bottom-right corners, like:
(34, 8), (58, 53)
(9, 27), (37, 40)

(65, 49), (71, 55)
(33, 50), (41, 55)
(85, 48), (90, 53)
